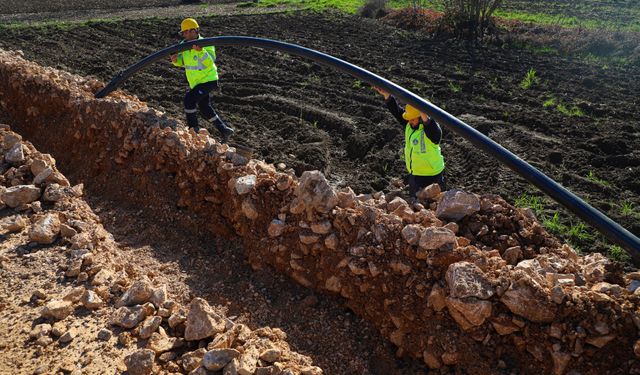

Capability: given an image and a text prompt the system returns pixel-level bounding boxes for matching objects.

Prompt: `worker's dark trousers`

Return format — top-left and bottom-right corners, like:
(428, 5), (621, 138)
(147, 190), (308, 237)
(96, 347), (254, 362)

(183, 80), (227, 131)
(409, 171), (446, 198)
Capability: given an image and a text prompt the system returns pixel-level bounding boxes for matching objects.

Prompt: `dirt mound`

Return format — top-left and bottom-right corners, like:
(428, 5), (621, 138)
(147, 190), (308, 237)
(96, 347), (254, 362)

(0, 126), (320, 374)
(2, 48), (640, 374)
(381, 8), (444, 33)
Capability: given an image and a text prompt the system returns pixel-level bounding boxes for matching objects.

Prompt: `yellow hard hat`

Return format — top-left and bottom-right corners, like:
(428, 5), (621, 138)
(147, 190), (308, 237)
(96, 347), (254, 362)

(402, 104), (421, 121)
(181, 18), (199, 32)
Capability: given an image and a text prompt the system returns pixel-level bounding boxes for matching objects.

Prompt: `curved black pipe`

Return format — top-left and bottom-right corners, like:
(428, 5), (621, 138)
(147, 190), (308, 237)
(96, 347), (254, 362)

(95, 36), (640, 261)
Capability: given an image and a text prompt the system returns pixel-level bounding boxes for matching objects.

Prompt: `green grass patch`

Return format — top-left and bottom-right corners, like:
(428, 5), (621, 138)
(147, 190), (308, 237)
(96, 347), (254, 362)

(514, 193), (544, 217)
(448, 81), (462, 93)
(542, 212), (567, 235)
(621, 201), (637, 217)
(496, 10), (640, 33)
(255, 0), (364, 13)
(542, 97), (556, 108)
(556, 103), (583, 117)
(608, 244), (631, 263)
(520, 68), (540, 89)
(586, 170), (610, 186)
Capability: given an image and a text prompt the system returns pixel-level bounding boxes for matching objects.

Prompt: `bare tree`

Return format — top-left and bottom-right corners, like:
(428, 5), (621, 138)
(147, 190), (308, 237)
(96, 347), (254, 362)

(438, 0), (503, 39)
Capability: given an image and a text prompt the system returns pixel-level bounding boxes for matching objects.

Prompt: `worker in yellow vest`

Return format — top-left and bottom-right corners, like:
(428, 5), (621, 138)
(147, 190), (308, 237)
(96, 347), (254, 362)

(170, 18), (234, 142)
(374, 87), (446, 197)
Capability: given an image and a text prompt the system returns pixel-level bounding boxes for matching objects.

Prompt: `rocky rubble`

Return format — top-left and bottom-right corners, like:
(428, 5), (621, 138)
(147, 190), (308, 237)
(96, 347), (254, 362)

(0, 127), (319, 374)
(1, 49), (640, 374)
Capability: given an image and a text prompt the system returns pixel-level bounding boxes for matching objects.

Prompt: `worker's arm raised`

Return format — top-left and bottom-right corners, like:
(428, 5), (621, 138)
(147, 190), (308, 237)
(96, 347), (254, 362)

(373, 87), (405, 126)
(170, 53), (184, 67)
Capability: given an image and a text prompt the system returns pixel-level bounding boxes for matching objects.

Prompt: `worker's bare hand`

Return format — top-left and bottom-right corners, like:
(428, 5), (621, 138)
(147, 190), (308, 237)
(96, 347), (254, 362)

(192, 44), (203, 51)
(373, 86), (390, 99)
(170, 54), (177, 63)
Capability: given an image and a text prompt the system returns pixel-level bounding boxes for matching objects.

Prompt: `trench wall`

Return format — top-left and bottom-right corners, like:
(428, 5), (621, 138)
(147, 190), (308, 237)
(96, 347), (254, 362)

(2, 49), (640, 374)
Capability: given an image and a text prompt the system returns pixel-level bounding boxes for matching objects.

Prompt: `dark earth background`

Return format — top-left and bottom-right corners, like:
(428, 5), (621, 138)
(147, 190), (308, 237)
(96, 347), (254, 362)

(1, 3), (639, 257)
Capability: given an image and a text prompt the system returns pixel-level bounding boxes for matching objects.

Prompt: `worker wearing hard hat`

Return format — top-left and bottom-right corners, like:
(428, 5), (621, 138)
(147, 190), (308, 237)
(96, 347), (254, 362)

(374, 87), (445, 198)
(170, 18), (234, 142)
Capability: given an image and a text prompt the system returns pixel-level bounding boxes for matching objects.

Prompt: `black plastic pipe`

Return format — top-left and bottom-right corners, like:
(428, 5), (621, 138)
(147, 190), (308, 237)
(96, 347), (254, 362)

(95, 36), (640, 262)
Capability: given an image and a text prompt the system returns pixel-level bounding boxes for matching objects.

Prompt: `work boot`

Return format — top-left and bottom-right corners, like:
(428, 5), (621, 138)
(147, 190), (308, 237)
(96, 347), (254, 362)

(215, 122), (235, 143)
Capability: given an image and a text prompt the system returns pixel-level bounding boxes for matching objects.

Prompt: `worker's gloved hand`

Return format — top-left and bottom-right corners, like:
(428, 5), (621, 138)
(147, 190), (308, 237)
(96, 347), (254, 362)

(169, 54), (177, 63)
(373, 86), (390, 100)
(193, 44), (203, 51)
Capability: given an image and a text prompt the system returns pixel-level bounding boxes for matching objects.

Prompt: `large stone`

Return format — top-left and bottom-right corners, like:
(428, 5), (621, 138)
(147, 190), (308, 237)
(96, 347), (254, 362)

(30, 158), (50, 176)
(181, 348), (206, 372)
(259, 349), (282, 363)
(2, 132), (22, 149)
(294, 171), (338, 219)
(29, 213), (61, 244)
(118, 280), (153, 307)
(419, 226), (457, 250)
(416, 183), (441, 201)
(5, 142), (25, 164)
(401, 224), (422, 246)
(1, 185), (41, 208)
(150, 286), (167, 308)
(147, 330), (182, 353)
(337, 187), (357, 209)
(203, 349), (241, 371)
(435, 189), (480, 221)
(388, 197), (409, 212)
(33, 168), (53, 185)
(139, 316), (163, 339)
(110, 306), (148, 329)
(41, 300), (74, 321)
(125, 349), (155, 375)
(235, 175), (256, 195)
(446, 297), (492, 330)
(500, 279), (556, 323)
(184, 298), (226, 341)
(446, 262), (494, 299)
(81, 290), (104, 310)
(3, 215), (28, 233)
(237, 346), (259, 375)
(42, 183), (78, 202)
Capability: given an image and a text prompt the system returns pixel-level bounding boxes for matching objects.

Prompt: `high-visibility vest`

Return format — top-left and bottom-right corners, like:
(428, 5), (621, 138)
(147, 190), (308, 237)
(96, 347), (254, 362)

(173, 37), (218, 88)
(404, 122), (445, 176)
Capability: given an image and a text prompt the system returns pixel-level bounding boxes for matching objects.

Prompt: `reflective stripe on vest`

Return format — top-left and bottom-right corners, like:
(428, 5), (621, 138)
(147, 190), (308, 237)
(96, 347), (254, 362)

(404, 122), (445, 176)
(177, 38), (219, 88)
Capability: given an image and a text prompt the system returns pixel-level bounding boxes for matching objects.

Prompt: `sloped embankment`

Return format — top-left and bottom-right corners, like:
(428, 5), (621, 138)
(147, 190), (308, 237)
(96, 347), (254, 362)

(0, 127), (320, 374)
(1, 49), (640, 374)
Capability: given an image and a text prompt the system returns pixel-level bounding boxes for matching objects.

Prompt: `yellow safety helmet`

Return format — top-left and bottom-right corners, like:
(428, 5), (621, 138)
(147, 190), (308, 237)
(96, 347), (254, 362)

(402, 104), (421, 121)
(181, 18), (200, 32)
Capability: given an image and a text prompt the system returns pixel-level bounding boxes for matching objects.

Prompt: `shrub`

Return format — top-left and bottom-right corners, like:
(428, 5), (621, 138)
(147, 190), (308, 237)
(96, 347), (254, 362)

(436, 0), (503, 39)
(359, 0), (388, 19)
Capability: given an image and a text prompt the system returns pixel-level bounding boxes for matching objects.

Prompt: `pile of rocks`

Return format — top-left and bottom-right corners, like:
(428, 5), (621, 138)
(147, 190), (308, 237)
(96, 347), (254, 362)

(0, 126), (320, 374)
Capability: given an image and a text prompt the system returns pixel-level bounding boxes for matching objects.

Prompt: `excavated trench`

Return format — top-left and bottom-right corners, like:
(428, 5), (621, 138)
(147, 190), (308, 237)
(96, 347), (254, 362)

(2, 49), (640, 374)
